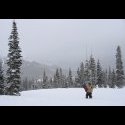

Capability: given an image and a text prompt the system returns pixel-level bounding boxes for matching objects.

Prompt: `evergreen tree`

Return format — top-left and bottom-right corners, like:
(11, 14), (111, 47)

(56, 68), (60, 87)
(59, 68), (67, 88)
(62, 75), (67, 88)
(21, 77), (28, 91)
(67, 68), (73, 87)
(53, 74), (57, 88)
(75, 68), (81, 87)
(53, 68), (60, 88)
(30, 79), (35, 90)
(84, 60), (90, 84)
(0, 59), (4, 95)
(116, 46), (125, 88)
(79, 62), (84, 85)
(96, 60), (103, 87)
(59, 68), (63, 88)
(89, 55), (96, 85)
(6, 20), (22, 95)
(49, 77), (53, 88)
(101, 70), (106, 88)
(108, 67), (112, 88)
(42, 70), (48, 88)
(111, 69), (116, 88)
(103, 69), (108, 88)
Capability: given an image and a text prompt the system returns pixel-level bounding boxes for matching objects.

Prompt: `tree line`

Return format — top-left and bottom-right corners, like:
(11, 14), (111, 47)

(21, 46), (125, 91)
(0, 21), (125, 95)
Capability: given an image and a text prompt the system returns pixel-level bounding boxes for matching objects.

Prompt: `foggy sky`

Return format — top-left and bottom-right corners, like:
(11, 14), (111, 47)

(0, 19), (125, 70)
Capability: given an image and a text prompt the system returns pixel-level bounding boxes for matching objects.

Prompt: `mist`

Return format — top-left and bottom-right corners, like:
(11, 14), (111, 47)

(0, 19), (125, 70)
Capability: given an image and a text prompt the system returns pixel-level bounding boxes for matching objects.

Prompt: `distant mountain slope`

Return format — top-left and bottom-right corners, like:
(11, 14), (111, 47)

(3, 59), (69, 80)
(21, 60), (58, 80)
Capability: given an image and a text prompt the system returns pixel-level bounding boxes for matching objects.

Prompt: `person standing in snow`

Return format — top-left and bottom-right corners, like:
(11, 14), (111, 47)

(84, 83), (94, 99)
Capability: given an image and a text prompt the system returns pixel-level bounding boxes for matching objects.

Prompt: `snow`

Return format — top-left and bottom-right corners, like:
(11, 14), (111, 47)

(36, 79), (42, 82)
(0, 88), (125, 106)
(12, 70), (16, 72)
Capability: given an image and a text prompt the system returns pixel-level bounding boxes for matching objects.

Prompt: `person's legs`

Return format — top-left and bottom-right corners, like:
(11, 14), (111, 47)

(89, 93), (92, 98)
(88, 92), (90, 98)
(86, 92), (88, 98)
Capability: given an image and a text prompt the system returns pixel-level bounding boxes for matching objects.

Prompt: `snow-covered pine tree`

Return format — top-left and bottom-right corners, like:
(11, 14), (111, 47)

(0, 59), (4, 95)
(49, 77), (53, 88)
(62, 74), (67, 88)
(84, 60), (91, 84)
(103, 69), (108, 88)
(59, 68), (67, 88)
(108, 67), (112, 88)
(6, 20), (22, 95)
(56, 68), (60, 88)
(53, 74), (57, 88)
(42, 70), (48, 88)
(110, 69), (116, 88)
(53, 68), (60, 88)
(67, 68), (73, 87)
(21, 77), (28, 91)
(75, 68), (81, 87)
(89, 55), (96, 86)
(30, 79), (35, 90)
(79, 62), (84, 86)
(101, 70), (106, 88)
(96, 60), (103, 88)
(116, 46), (125, 88)
(59, 68), (63, 88)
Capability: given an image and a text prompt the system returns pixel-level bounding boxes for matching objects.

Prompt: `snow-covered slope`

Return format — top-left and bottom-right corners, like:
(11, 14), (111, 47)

(0, 88), (125, 106)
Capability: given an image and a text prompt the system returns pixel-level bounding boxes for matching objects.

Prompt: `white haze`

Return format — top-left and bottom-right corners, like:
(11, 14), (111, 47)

(0, 19), (125, 70)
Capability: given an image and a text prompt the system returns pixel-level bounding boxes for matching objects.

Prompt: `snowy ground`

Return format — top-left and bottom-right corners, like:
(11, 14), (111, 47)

(0, 88), (125, 106)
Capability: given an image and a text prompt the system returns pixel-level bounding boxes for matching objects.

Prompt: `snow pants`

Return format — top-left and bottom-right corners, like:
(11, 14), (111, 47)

(86, 92), (92, 98)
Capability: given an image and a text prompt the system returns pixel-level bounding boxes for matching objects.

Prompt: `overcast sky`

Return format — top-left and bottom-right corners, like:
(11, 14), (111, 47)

(0, 19), (125, 70)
